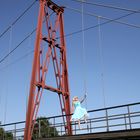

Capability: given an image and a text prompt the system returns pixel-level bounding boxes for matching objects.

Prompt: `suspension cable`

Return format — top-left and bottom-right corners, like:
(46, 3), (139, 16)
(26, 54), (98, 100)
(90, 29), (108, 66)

(66, 6), (140, 29)
(0, 0), (37, 39)
(81, 1), (88, 107)
(0, 81), (1, 119)
(0, 28), (36, 65)
(26, 36), (32, 113)
(56, 9), (140, 40)
(71, 0), (140, 13)
(0, 8), (139, 65)
(3, 26), (13, 134)
(0, 12), (54, 65)
(0, 50), (34, 71)
(97, 17), (106, 108)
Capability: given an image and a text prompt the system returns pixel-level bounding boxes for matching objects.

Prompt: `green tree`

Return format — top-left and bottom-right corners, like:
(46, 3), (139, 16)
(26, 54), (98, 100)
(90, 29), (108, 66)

(32, 117), (59, 140)
(0, 128), (4, 139)
(0, 127), (13, 140)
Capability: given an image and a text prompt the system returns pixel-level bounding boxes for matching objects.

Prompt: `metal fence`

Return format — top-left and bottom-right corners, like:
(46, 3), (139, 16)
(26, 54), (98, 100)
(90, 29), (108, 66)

(0, 102), (140, 139)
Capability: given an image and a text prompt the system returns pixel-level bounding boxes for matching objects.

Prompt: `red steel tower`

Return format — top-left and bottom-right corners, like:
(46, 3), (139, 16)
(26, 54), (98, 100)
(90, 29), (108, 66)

(24, 0), (72, 139)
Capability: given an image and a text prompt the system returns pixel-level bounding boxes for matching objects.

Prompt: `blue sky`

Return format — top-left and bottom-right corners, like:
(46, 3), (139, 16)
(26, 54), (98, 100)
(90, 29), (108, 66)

(0, 0), (140, 125)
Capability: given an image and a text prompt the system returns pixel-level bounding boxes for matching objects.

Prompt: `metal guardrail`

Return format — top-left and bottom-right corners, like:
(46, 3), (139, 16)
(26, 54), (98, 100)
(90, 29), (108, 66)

(0, 102), (140, 140)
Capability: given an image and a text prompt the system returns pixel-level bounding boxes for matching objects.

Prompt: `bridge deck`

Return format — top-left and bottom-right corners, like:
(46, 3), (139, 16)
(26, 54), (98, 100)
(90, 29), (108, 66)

(40, 129), (140, 140)
(1, 102), (140, 140)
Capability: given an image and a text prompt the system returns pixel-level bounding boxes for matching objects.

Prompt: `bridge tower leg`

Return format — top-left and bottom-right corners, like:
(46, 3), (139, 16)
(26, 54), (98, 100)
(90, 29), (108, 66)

(24, 0), (72, 139)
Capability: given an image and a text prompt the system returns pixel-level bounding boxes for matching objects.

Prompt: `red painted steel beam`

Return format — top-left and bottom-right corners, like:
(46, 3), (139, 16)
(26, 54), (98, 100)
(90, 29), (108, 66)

(24, 1), (45, 140)
(24, 0), (72, 139)
(36, 82), (62, 94)
(59, 13), (72, 134)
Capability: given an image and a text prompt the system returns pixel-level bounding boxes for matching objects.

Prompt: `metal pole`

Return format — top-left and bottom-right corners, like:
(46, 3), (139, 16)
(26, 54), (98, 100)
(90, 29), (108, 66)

(39, 119), (41, 138)
(61, 124), (62, 136)
(127, 106), (132, 129)
(14, 123), (16, 140)
(90, 119), (92, 133)
(53, 118), (55, 136)
(105, 109), (109, 131)
(75, 122), (76, 135)
(124, 114), (127, 130)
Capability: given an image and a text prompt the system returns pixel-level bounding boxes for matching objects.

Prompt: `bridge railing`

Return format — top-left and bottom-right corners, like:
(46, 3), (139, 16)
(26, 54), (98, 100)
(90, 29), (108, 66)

(0, 102), (140, 139)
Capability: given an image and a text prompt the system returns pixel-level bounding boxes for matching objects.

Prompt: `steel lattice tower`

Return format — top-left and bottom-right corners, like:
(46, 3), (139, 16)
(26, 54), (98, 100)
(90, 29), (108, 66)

(24, 0), (72, 139)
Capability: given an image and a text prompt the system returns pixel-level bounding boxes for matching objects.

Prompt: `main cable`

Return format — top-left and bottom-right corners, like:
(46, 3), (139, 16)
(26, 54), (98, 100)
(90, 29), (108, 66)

(71, 0), (140, 13)
(0, 28), (36, 64)
(0, 7), (139, 65)
(66, 6), (140, 29)
(0, 0), (37, 39)
(0, 11), (54, 65)
(0, 50), (34, 71)
(57, 9), (140, 39)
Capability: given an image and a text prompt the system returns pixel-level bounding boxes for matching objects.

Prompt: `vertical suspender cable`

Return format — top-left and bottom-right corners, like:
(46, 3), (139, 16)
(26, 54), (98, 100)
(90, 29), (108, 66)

(0, 81), (1, 124)
(97, 17), (106, 108)
(3, 25), (12, 139)
(81, 1), (87, 107)
(0, 72), (2, 117)
(26, 36), (32, 113)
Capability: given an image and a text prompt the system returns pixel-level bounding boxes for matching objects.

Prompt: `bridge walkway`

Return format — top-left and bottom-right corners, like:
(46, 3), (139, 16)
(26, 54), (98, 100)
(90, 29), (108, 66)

(41, 128), (140, 140)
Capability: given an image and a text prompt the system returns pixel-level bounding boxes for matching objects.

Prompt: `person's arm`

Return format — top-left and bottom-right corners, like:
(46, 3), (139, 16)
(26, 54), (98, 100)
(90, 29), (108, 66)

(80, 94), (87, 103)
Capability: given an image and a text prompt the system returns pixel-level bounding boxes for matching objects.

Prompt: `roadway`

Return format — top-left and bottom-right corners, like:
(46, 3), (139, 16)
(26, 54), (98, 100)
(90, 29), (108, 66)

(39, 128), (140, 140)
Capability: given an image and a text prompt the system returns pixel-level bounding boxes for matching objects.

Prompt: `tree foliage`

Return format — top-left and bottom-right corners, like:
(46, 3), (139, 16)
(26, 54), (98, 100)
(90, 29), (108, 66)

(32, 117), (59, 140)
(0, 127), (13, 140)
